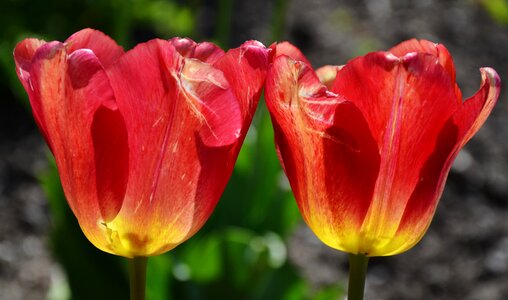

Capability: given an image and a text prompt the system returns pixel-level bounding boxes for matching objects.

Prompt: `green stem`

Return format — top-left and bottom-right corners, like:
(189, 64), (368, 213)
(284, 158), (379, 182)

(129, 257), (148, 300)
(347, 253), (369, 300)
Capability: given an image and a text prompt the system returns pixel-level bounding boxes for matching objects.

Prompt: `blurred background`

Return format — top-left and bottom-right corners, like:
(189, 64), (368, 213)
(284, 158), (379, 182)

(0, 0), (507, 299)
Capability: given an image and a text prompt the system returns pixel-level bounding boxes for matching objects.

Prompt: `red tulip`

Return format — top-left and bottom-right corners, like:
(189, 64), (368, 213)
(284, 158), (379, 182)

(266, 40), (501, 256)
(14, 29), (269, 257)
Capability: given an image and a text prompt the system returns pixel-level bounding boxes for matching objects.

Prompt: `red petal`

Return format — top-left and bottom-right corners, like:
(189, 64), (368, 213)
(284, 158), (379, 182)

(266, 56), (337, 127)
(14, 38), (46, 76)
(385, 115), (461, 255)
(389, 39), (461, 101)
(179, 58), (242, 146)
(66, 28), (124, 68)
(67, 49), (103, 88)
(393, 68), (500, 254)
(265, 55), (379, 252)
(105, 39), (242, 251)
(26, 40), (124, 232)
(454, 67), (501, 147)
(321, 101), (380, 240)
(270, 41), (312, 66)
(14, 38), (48, 140)
(213, 40), (269, 131)
(332, 52), (459, 252)
(91, 106), (129, 222)
(169, 37), (225, 64)
(68, 50), (128, 222)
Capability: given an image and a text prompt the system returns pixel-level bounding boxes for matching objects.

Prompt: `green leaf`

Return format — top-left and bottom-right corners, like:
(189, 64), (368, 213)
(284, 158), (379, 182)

(181, 234), (223, 283)
(481, 0), (508, 26)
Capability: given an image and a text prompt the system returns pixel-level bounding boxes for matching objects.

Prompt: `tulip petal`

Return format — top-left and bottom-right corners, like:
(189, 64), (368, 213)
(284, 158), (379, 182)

(105, 40), (196, 255)
(14, 38), (46, 78)
(213, 40), (269, 130)
(68, 49), (129, 223)
(169, 37), (225, 64)
(23, 39), (127, 251)
(389, 67), (501, 255)
(389, 39), (461, 101)
(14, 39), (48, 139)
(389, 39), (454, 81)
(270, 41), (312, 66)
(105, 39), (243, 256)
(454, 67), (501, 147)
(266, 55), (380, 253)
(179, 58), (242, 146)
(319, 103), (380, 253)
(71, 49), (129, 227)
(66, 28), (124, 67)
(376, 118), (460, 255)
(91, 106), (129, 223)
(332, 52), (460, 254)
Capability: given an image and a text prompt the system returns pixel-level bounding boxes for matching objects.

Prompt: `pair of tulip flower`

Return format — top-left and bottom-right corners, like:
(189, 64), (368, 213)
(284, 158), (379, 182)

(14, 28), (500, 298)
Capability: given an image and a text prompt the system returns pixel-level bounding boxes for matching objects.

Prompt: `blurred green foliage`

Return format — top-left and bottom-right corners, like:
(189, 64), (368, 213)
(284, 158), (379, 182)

(3, 0), (345, 299)
(481, 0), (508, 26)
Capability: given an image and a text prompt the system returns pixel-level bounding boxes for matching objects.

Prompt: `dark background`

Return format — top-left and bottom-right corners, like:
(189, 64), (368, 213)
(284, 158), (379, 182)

(0, 0), (507, 299)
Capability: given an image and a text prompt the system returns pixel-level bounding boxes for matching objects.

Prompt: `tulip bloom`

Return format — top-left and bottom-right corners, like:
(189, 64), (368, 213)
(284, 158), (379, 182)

(14, 29), (269, 258)
(266, 40), (500, 257)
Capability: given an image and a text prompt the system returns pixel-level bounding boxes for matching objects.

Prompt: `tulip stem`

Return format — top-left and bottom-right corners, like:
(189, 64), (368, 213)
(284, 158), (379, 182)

(129, 256), (148, 300)
(347, 253), (369, 300)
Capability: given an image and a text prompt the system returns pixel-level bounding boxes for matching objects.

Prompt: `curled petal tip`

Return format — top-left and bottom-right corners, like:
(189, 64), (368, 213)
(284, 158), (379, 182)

(475, 66), (501, 121)
(480, 67), (502, 89)
(64, 28), (124, 68)
(14, 38), (46, 66)
(33, 41), (64, 60)
(241, 40), (266, 48)
(475, 67), (501, 110)
(169, 37), (196, 47)
(169, 38), (224, 64)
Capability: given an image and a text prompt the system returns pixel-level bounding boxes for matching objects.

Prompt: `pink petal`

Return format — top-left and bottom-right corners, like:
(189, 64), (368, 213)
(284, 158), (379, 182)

(14, 38), (46, 76)
(169, 37), (225, 64)
(66, 28), (124, 68)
